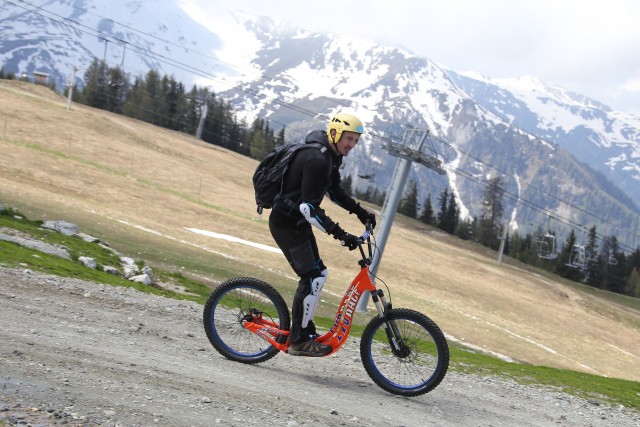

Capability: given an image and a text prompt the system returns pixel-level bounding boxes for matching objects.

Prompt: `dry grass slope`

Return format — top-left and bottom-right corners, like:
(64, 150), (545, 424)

(1, 80), (639, 382)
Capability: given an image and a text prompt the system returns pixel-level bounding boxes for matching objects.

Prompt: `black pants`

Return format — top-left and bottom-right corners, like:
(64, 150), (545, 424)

(269, 210), (326, 344)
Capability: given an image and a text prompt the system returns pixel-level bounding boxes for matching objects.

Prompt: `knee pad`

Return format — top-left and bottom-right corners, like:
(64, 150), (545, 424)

(301, 268), (328, 328)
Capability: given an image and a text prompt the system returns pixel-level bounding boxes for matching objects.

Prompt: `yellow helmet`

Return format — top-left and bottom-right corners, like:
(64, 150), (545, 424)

(327, 113), (364, 144)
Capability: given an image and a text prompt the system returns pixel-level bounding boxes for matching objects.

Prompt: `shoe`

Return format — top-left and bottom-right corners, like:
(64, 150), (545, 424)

(288, 339), (332, 357)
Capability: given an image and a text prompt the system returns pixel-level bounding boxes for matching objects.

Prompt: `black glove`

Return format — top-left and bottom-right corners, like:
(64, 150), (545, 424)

(334, 231), (359, 251)
(355, 205), (376, 229)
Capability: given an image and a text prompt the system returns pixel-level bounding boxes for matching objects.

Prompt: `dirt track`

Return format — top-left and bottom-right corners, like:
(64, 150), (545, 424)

(1, 266), (638, 427)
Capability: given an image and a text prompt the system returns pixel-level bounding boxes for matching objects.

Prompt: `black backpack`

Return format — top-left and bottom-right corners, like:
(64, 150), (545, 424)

(253, 142), (326, 214)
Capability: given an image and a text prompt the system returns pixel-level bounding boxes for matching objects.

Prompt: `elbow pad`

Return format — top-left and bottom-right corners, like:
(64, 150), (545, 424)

(299, 203), (328, 233)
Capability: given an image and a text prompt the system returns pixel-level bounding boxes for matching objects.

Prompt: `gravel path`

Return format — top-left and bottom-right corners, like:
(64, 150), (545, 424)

(1, 265), (638, 427)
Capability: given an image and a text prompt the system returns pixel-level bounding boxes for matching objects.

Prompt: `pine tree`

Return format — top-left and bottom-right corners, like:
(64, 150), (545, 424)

(276, 126), (285, 146)
(0, 67), (15, 80)
(601, 236), (627, 293)
(161, 76), (184, 130)
(180, 85), (200, 135)
(155, 75), (172, 128)
(436, 187), (449, 230)
(248, 118), (274, 160)
(625, 249), (640, 297)
(81, 58), (109, 109)
(627, 269), (640, 297)
(207, 94), (228, 147)
(443, 191), (460, 234)
(482, 177), (504, 225)
(585, 225), (603, 287)
(172, 85), (190, 133)
(455, 218), (474, 240)
(139, 69), (161, 124)
(478, 177), (505, 250)
(398, 181), (418, 218)
(123, 77), (143, 119)
(418, 193), (435, 225)
(233, 117), (250, 156)
(555, 229), (584, 281)
(627, 247), (640, 279)
(105, 65), (128, 114)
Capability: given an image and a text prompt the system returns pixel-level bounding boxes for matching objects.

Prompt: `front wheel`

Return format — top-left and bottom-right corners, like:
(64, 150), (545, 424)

(360, 308), (449, 396)
(203, 277), (290, 364)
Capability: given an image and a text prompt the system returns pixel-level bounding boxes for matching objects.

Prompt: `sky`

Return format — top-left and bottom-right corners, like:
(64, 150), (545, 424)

(185, 0), (640, 115)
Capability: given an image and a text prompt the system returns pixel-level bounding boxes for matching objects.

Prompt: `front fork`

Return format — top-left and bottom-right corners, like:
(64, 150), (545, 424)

(370, 289), (410, 358)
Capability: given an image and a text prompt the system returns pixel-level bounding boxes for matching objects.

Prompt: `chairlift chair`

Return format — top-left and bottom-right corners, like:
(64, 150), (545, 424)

(565, 225), (589, 270)
(108, 79), (122, 89)
(566, 244), (587, 270)
(536, 232), (557, 260)
(536, 215), (558, 260)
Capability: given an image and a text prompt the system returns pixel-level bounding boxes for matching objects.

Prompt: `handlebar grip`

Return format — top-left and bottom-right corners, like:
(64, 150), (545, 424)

(358, 229), (370, 243)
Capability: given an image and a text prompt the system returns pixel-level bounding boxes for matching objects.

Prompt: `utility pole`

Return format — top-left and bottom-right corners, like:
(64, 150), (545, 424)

(66, 67), (77, 111)
(356, 128), (446, 312)
(120, 42), (127, 66)
(497, 221), (508, 265)
(196, 103), (208, 140)
(102, 38), (109, 62)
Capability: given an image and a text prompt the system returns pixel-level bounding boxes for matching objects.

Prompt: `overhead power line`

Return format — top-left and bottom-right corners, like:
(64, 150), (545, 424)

(6, 0), (639, 253)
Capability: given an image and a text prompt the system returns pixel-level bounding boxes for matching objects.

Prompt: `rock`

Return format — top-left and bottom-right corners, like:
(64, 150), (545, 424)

(76, 232), (100, 243)
(78, 256), (97, 269)
(99, 242), (121, 256)
(41, 221), (79, 236)
(120, 257), (139, 278)
(102, 266), (120, 275)
(129, 274), (153, 285)
(142, 266), (155, 282)
(0, 231), (71, 259)
(119, 257), (136, 266)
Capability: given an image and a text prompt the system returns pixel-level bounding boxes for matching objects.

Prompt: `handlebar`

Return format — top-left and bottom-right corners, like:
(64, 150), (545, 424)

(338, 221), (373, 261)
(357, 228), (371, 243)
(357, 222), (374, 266)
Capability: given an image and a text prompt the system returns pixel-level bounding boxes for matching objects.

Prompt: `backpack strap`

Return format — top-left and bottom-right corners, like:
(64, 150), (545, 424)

(273, 142), (331, 212)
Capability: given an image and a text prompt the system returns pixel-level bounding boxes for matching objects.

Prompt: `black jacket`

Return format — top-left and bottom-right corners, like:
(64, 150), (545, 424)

(272, 130), (359, 235)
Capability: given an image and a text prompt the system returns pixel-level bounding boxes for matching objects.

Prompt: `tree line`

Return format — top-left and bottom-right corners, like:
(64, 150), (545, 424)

(3, 62), (638, 297)
(52, 59), (279, 160)
(364, 175), (640, 298)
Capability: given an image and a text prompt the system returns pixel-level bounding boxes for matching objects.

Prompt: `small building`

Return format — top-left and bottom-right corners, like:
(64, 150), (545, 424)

(33, 71), (49, 85)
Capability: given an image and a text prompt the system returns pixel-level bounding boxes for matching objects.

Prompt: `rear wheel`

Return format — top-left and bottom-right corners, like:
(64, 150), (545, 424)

(360, 308), (449, 396)
(203, 277), (290, 364)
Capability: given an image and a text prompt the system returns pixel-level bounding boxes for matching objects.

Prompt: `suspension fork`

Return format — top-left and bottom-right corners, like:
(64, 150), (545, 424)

(370, 289), (410, 357)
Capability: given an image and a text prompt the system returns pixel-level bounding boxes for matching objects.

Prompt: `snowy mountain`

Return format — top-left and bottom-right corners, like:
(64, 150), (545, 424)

(1, 0), (639, 250)
(447, 71), (640, 207)
(0, 0), (226, 92)
(203, 8), (639, 249)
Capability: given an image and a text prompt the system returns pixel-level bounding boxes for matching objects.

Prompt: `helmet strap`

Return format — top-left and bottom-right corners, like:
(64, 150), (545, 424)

(328, 129), (338, 144)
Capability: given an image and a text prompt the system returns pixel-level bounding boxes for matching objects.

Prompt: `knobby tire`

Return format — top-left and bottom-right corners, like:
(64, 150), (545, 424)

(203, 277), (290, 364)
(360, 308), (449, 396)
